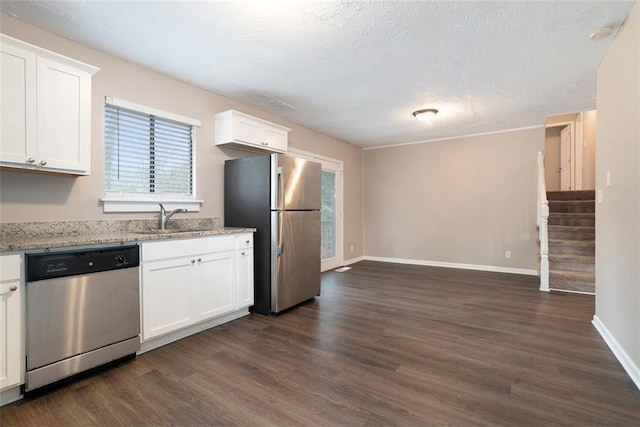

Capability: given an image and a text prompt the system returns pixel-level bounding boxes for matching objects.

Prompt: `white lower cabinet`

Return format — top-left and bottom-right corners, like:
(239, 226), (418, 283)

(142, 257), (195, 340)
(0, 254), (24, 391)
(195, 251), (235, 321)
(236, 234), (254, 309)
(140, 233), (254, 342)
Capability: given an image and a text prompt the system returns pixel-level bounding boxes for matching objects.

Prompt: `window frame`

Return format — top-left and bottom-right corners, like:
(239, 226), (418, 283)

(101, 97), (203, 213)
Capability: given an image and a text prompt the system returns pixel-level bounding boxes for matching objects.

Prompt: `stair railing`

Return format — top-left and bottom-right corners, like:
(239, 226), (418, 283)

(538, 151), (550, 291)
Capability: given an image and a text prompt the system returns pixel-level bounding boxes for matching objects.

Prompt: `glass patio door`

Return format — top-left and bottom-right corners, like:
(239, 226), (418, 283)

(321, 170), (337, 263)
(319, 157), (343, 271)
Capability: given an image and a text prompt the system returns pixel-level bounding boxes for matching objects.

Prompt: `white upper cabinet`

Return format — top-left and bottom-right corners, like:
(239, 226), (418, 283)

(214, 110), (290, 154)
(0, 34), (98, 175)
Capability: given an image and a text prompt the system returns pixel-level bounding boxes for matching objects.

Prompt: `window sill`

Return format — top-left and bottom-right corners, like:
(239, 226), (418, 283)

(101, 196), (203, 213)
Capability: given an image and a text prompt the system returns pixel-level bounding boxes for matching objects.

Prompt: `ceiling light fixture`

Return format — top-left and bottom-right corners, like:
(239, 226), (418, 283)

(412, 108), (439, 122)
(590, 25), (615, 41)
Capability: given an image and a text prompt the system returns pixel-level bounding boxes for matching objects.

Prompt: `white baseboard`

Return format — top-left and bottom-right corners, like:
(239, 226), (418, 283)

(0, 385), (23, 407)
(139, 309), (249, 354)
(549, 288), (595, 296)
(343, 256), (365, 266)
(363, 256), (538, 276)
(592, 315), (640, 390)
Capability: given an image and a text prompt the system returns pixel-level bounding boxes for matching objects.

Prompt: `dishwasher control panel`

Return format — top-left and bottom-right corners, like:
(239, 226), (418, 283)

(26, 245), (140, 282)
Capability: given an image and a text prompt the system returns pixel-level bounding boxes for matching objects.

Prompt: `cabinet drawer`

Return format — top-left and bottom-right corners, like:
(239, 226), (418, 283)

(142, 235), (236, 262)
(0, 254), (22, 281)
(236, 233), (254, 249)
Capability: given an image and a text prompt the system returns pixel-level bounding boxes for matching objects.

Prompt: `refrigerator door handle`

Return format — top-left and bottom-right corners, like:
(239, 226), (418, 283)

(277, 210), (284, 255)
(277, 166), (284, 210)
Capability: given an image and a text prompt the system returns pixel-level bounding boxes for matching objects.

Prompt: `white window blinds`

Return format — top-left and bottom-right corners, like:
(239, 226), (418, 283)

(104, 103), (193, 196)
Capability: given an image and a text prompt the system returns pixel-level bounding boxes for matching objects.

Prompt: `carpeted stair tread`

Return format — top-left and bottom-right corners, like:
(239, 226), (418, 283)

(548, 200), (595, 213)
(549, 269), (595, 279)
(549, 254), (595, 273)
(548, 213), (595, 226)
(549, 253), (595, 262)
(548, 225), (595, 240)
(547, 190), (596, 201)
(548, 239), (595, 256)
(549, 269), (595, 294)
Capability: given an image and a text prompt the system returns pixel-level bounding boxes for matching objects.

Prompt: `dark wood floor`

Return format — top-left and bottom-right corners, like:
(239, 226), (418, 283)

(2, 261), (639, 426)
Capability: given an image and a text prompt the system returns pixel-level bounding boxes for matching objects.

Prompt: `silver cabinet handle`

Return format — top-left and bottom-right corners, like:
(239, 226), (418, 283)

(9, 285), (17, 292)
(197, 258), (202, 262)
(27, 157), (35, 163)
(191, 259), (195, 263)
(40, 160), (47, 166)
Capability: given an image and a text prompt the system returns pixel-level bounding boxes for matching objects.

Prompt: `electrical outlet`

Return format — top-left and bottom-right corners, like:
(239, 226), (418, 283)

(606, 170), (611, 186)
(597, 189), (603, 204)
(350, 245), (354, 253)
(505, 251), (512, 259)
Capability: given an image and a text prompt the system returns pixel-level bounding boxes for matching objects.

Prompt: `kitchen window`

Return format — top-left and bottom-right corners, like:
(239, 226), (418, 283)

(101, 97), (202, 212)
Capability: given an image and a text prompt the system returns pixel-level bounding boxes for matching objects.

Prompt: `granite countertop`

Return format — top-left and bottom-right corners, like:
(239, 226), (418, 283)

(0, 219), (256, 252)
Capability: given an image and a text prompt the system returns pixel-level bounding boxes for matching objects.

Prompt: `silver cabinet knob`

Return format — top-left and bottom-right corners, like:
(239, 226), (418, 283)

(245, 240), (250, 244)
(241, 251), (245, 256)
(197, 258), (202, 262)
(40, 160), (47, 166)
(191, 259), (196, 263)
(9, 285), (17, 292)
(27, 157), (35, 163)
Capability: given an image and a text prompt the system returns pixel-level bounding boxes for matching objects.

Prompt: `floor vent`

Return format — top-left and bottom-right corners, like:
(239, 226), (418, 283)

(334, 266), (352, 273)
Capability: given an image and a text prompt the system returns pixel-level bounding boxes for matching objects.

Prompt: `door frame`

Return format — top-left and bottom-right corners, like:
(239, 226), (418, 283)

(288, 147), (344, 272)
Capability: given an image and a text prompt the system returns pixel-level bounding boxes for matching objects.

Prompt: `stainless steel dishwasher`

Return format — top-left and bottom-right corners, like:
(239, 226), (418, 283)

(25, 245), (140, 392)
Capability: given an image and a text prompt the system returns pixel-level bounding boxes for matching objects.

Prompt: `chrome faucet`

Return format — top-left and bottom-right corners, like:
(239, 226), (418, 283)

(159, 203), (187, 230)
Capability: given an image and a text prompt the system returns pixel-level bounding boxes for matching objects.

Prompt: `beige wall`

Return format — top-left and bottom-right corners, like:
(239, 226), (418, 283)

(582, 110), (597, 190)
(0, 16), (364, 259)
(364, 127), (543, 271)
(595, 1), (640, 379)
(544, 126), (562, 191)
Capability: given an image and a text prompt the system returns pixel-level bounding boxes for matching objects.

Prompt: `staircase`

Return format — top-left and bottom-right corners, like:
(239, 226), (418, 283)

(546, 190), (595, 294)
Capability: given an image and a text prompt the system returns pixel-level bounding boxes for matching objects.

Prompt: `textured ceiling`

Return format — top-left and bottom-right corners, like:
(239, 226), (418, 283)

(1, 1), (634, 148)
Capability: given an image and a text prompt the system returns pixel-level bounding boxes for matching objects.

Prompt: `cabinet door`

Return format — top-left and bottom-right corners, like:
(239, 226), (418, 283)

(195, 251), (235, 321)
(142, 257), (194, 340)
(36, 56), (91, 173)
(0, 42), (37, 166)
(0, 280), (21, 390)
(236, 248), (254, 309)
(234, 115), (263, 147)
(262, 126), (287, 153)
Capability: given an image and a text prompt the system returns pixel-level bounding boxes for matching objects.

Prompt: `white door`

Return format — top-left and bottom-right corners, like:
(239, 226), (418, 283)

(321, 168), (341, 271)
(560, 125), (572, 191)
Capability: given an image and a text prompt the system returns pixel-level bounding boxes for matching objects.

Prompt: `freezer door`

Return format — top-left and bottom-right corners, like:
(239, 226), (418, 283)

(271, 210), (321, 312)
(271, 154), (321, 210)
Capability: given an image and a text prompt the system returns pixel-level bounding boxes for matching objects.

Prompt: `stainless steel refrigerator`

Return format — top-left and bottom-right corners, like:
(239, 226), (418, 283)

(224, 154), (321, 314)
